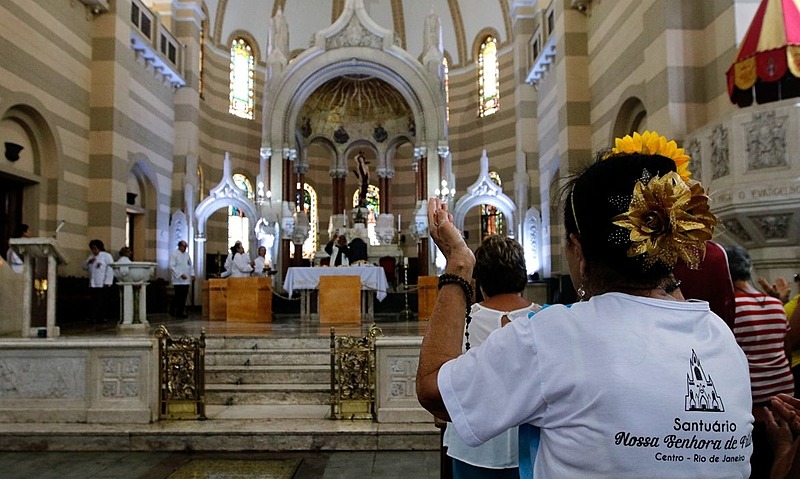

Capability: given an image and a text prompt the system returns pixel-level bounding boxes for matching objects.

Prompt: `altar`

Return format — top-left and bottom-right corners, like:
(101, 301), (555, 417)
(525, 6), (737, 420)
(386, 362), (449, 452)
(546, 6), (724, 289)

(284, 265), (389, 321)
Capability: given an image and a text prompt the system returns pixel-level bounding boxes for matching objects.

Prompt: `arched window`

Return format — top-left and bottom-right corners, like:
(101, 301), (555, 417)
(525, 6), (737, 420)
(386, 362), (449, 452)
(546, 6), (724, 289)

(478, 36), (499, 117)
(352, 185), (381, 245)
(290, 183), (318, 259)
(443, 57), (450, 122)
(480, 171), (504, 239)
(229, 38), (254, 119)
(229, 173), (254, 252)
(198, 20), (206, 98)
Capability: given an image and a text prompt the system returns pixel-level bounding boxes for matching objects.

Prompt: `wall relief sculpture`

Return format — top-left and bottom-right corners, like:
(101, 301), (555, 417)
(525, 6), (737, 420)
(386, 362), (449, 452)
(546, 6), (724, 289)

(326, 17), (382, 50)
(710, 124), (729, 179)
(722, 218), (752, 242)
(751, 213), (791, 240)
(745, 111), (787, 170)
(685, 138), (702, 182)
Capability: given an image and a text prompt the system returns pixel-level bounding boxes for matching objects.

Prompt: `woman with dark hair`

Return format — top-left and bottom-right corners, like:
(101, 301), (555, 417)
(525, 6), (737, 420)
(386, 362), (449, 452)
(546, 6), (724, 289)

(81, 239), (114, 323)
(417, 132), (753, 478)
(442, 235), (540, 478)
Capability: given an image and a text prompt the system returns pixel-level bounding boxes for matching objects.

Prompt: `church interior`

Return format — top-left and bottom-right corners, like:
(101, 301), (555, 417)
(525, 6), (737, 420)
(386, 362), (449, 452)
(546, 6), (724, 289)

(2, 0), (800, 475)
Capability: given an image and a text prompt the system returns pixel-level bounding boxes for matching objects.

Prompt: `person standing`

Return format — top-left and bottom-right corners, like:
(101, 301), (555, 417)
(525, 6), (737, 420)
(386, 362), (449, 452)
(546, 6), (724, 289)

(325, 233), (351, 266)
(6, 223), (31, 273)
(229, 242), (253, 278)
(169, 240), (194, 318)
(252, 245), (268, 276)
(81, 239), (114, 323)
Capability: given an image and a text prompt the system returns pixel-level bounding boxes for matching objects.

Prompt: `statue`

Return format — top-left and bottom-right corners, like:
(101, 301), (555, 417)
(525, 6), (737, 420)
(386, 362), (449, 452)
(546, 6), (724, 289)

(353, 151), (370, 207)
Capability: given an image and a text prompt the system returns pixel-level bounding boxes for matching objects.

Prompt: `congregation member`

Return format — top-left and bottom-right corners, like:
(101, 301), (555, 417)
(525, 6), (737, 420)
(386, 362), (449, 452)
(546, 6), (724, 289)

(228, 242), (253, 278)
(220, 240), (241, 278)
(726, 246), (794, 477)
(417, 131), (754, 478)
(5, 223), (30, 273)
(169, 240), (194, 318)
(81, 239), (115, 323)
(253, 245), (268, 276)
(442, 234), (540, 478)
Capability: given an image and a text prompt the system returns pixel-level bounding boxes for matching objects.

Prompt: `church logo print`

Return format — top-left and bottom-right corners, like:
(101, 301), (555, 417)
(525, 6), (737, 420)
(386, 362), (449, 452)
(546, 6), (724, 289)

(685, 349), (724, 412)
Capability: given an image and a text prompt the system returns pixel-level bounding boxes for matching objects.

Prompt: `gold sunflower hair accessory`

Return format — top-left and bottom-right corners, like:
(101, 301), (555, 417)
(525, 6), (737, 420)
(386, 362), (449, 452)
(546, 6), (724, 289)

(610, 130), (692, 182)
(611, 171), (716, 269)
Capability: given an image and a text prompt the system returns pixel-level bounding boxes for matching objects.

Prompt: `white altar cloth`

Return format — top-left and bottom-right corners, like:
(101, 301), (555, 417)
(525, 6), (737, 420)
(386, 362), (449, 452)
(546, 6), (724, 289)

(284, 265), (389, 301)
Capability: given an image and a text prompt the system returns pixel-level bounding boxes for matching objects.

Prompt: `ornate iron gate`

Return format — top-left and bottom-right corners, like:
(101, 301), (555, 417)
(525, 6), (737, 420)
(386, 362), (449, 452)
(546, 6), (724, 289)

(330, 324), (382, 420)
(156, 325), (207, 420)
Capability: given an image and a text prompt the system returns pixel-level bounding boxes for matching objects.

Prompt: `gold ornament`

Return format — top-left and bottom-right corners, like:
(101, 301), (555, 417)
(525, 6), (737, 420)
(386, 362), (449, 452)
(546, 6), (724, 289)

(612, 171), (716, 269)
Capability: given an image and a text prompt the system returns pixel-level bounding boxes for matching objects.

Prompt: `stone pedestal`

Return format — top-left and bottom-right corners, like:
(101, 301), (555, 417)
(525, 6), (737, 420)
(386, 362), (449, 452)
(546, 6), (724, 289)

(110, 262), (156, 328)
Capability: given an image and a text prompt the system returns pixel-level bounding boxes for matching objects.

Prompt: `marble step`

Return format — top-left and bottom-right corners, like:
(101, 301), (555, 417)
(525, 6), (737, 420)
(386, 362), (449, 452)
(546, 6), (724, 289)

(205, 364), (330, 385)
(205, 383), (331, 406)
(204, 337), (330, 350)
(205, 348), (330, 366)
(0, 417), (441, 452)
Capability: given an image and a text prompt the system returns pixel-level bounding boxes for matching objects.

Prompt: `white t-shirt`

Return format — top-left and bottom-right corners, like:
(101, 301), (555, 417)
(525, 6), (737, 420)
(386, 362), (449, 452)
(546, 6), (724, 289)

(439, 293), (753, 478)
(169, 249), (194, 285)
(81, 251), (115, 288)
(443, 302), (540, 469)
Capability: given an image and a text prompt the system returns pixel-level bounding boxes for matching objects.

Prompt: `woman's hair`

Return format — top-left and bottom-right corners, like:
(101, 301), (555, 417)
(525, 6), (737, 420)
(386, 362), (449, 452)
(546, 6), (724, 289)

(563, 152), (678, 289)
(725, 246), (752, 282)
(13, 224), (29, 238)
(474, 235), (527, 297)
(89, 239), (105, 251)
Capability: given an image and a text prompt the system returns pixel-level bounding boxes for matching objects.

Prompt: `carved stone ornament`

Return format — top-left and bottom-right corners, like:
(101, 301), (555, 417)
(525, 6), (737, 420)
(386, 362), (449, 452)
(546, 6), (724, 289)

(751, 213), (791, 239)
(710, 124), (729, 179)
(685, 138), (702, 183)
(745, 111), (788, 170)
(722, 217), (752, 242)
(326, 17), (382, 49)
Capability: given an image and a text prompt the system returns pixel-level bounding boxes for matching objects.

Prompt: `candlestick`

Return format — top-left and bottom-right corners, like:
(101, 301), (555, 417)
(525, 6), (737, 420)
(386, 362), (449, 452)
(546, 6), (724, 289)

(397, 214), (401, 231)
(404, 256), (409, 266)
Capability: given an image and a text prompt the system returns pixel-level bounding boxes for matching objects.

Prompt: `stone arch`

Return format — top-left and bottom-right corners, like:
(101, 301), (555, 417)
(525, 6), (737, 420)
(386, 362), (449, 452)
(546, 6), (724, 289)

(128, 157), (160, 264)
(452, 150), (516, 238)
(0, 96), (62, 238)
(612, 96), (647, 142)
(194, 153), (260, 282)
(263, 3), (447, 203)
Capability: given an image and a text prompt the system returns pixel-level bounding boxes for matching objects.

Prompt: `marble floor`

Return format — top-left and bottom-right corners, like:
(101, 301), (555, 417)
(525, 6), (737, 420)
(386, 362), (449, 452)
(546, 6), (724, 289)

(0, 450), (441, 478)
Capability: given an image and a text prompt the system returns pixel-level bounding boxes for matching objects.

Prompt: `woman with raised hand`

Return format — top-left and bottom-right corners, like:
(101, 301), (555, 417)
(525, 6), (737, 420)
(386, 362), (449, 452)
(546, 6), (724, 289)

(417, 131), (754, 478)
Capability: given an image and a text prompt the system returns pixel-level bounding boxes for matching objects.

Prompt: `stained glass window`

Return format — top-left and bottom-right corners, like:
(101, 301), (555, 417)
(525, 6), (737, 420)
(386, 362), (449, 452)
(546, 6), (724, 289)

(290, 183), (318, 259)
(480, 171), (504, 239)
(478, 36), (499, 117)
(229, 174), (253, 252)
(352, 185), (380, 245)
(229, 38), (254, 119)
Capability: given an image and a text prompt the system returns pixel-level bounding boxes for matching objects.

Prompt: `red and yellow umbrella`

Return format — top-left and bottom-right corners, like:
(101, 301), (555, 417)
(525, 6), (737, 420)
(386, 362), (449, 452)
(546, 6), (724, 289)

(727, 0), (800, 106)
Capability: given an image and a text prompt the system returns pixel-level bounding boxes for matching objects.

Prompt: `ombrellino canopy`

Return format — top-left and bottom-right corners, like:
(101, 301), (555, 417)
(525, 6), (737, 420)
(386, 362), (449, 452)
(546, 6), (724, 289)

(727, 0), (800, 106)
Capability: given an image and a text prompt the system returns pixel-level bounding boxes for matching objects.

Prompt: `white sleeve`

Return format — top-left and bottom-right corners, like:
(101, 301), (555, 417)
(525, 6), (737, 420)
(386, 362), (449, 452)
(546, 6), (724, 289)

(438, 315), (545, 447)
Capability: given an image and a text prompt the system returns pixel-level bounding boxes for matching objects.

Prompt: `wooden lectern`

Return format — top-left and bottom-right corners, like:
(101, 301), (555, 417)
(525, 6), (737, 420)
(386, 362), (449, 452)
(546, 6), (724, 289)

(319, 275), (361, 324)
(9, 237), (68, 338)
(226, 277), (272, 322)
(417, 276), (439, 321)
(203, 278), (228, 321)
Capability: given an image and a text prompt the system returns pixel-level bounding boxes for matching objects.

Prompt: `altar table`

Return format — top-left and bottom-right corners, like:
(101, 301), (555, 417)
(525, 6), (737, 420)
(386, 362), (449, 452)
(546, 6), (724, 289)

(284, 266), (389, 320)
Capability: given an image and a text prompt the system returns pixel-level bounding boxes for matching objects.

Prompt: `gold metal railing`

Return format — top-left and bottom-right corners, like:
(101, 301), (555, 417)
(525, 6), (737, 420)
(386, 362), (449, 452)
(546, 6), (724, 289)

(155, 325), (206, 420)
(330, 324), (382, 420)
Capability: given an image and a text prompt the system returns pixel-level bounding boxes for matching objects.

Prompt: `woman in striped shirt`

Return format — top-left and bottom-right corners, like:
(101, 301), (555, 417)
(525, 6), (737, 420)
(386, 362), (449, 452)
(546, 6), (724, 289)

(726, 245), (794, 476)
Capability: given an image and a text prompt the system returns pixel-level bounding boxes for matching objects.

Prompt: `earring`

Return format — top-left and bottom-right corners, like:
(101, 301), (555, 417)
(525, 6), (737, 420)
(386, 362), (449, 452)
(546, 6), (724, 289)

(577, 284), (586, 301)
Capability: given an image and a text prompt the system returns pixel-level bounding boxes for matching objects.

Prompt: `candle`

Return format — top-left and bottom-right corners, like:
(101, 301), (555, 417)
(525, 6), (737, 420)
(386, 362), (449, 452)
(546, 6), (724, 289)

(404, 256), (409, 266)
(397, 214), (401, 231)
